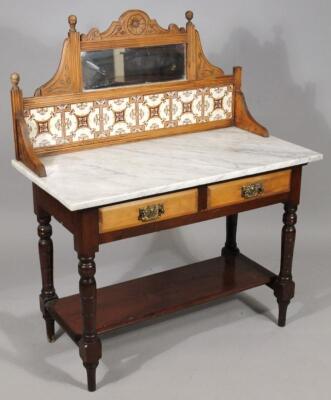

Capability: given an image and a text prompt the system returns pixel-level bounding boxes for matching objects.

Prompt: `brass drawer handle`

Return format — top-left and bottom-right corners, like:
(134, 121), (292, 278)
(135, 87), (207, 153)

(241, 182), (264, 199)
(138, 203), (165, 222)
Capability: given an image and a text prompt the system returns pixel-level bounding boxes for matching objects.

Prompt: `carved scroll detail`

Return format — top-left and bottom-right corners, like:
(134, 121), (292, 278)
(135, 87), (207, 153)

(233, 66), (269, 137)
(81, 10), (182, 41)
(35, 16), (81, 96)
(35, 40), (74, 96)
(195, 31), (224, 79)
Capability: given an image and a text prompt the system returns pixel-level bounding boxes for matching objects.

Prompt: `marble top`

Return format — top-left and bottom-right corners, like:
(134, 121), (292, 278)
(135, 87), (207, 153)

(12, 127), (322, 211)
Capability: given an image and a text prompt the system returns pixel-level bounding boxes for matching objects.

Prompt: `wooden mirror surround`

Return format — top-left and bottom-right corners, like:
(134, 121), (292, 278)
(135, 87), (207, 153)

(10, 9), (268, 177)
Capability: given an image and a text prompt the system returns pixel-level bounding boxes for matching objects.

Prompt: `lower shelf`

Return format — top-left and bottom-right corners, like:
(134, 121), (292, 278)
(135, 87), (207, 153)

(47, 253), (276, 342)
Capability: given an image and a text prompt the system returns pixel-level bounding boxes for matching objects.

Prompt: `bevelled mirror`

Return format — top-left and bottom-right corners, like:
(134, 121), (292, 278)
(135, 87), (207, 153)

(81, 43), (186, 91)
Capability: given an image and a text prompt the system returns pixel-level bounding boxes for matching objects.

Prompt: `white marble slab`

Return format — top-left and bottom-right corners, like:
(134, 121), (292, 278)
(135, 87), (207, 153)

(12, 127), (322, 211)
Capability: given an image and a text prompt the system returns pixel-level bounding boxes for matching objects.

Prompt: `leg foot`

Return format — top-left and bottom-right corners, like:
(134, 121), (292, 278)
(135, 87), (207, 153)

(78, 254), (102, 391)
(273, 204), (297, 327)
(221, 214), (240, 256)
(46, 317), (56, 342)
(85, 362), (98, 392)
(277, 300), (289, 327)
(37, 213), (58, 342)
(75, 209), (101, 391)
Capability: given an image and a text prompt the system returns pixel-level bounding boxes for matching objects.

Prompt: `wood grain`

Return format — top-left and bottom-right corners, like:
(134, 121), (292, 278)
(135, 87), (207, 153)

(10, 72), (23, 159)
(11, 10), (269, 165)
(207, 170), (291, 209)
(36, 212), (58, 342)
(15, 115), (46, 177)
(100, 192), (290, 243)
(233, 66), (269, 137)
(81, 34), (187, 51)
(47, 253), (276, 341)
(24, 76), (235, 108)
(11, 10), (306, 393)
(81, 9), (185, 41)
(99, 189), (198, 233)
(273, 203), (297, 327)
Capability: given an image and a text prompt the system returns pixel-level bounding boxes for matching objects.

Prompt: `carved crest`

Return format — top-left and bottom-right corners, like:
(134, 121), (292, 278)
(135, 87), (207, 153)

(81, 9), (183, 41)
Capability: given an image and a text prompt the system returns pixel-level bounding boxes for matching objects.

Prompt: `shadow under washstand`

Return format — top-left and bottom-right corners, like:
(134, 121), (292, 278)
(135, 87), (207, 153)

(97, 291), (275, 386)
(0, 310), (85, 389)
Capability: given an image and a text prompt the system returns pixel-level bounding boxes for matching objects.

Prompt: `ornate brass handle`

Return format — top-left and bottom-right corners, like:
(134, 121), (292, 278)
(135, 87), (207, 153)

(241, 182), (264, 199)
(138, 203), (165, 222)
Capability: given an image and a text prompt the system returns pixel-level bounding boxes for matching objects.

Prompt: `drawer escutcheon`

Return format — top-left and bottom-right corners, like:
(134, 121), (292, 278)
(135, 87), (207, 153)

(138, 203), (165, 222)
(241, 182), (264, 199)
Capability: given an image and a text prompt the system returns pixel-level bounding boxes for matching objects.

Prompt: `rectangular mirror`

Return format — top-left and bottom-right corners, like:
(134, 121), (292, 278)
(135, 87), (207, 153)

(81, 44), (186, 91)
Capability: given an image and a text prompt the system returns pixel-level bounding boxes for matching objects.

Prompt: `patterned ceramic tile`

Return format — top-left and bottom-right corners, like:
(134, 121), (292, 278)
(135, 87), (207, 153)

(24, 85), (233, 148)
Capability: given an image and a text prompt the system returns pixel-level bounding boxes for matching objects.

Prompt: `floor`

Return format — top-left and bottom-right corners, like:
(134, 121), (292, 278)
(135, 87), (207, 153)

(1, 205), (330, 400)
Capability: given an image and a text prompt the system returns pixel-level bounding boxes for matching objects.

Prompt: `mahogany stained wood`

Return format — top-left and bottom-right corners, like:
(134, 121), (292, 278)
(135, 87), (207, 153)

(36, 212), (58, 342)
(47, 253), (276, 342)
(29, 165), (304, 391)
(33, 184), (74, 233)
(73, 209), (101, 392)
(273, 204), (297, 326)
(221, 214), (240, 256)
(78, 253), (101, 392)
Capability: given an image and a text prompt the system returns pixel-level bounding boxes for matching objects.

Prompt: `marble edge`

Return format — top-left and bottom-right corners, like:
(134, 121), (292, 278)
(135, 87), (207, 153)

(12, 152), (323, 211)
(11, 159), (76, 210)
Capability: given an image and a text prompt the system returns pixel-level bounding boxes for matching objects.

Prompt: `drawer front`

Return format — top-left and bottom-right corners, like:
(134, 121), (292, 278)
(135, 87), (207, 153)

(207, 170), (291, 209)
(99, 189), (198, 233)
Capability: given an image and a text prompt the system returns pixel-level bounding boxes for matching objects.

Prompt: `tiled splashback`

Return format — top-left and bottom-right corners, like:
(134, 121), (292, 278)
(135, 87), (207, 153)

(24, 85), (233, 148)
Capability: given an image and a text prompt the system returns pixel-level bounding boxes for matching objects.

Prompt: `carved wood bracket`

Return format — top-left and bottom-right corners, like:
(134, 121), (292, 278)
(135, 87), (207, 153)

(16, 115), (46, 177)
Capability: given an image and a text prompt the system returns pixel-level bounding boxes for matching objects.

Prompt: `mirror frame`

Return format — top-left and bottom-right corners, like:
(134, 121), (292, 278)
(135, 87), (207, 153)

(34, 9), (224, 96)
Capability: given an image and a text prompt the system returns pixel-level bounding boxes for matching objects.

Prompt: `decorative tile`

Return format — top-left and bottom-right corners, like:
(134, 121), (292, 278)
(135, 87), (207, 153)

(25, 85), (233, 148)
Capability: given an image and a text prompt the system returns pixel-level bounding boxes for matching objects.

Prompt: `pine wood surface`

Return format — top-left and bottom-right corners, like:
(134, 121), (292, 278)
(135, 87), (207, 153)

(10, 9), (269, 176)
(207, 169), (291, 209)
(99, 189), (198, 233)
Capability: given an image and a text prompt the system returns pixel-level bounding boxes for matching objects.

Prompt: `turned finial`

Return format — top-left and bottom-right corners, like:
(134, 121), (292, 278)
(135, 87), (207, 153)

(68, 15), (77, 32)
(10, 72), (20, 88)
(185, 10), (194, 24)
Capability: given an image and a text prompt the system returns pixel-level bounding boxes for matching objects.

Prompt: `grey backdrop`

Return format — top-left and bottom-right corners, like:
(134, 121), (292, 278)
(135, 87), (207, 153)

(0, 1), (330, 399)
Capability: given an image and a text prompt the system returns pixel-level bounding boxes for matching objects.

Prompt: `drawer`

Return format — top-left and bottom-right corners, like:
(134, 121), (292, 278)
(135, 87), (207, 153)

(99, 189), (198, 233)
(207, 170), (291, 209)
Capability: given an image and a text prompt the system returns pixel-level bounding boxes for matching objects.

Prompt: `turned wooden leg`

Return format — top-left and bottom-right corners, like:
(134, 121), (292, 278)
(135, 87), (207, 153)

(274, 204), (297, 327)
(78, 254), (102, 392)
(37, 213), (58, 342)
(221, 214), (240, 256)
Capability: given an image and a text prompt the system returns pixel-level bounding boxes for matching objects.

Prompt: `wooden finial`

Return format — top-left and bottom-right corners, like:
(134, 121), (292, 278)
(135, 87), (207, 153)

(185, 10), (194, 24)
(68, 15), (77, 32)
(10, 72), (20, 88)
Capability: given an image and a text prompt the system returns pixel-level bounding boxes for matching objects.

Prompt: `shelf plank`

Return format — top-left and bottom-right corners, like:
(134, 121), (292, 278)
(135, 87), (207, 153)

(47, 254), (275, 342)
